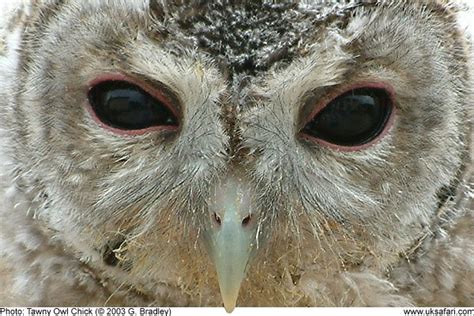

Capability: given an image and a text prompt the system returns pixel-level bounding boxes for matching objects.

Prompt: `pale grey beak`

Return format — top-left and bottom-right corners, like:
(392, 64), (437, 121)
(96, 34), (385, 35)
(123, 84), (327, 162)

(206, 175), (257, 313)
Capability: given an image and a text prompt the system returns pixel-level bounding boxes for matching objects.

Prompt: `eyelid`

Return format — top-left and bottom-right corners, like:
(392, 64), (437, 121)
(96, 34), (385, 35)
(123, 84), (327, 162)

(87, 73), (181, 120)
(300, 81), (396, 129)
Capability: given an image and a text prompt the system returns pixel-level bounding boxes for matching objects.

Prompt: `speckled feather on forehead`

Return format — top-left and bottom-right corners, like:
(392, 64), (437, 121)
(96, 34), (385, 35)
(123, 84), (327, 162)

(153, 0), (366, 77)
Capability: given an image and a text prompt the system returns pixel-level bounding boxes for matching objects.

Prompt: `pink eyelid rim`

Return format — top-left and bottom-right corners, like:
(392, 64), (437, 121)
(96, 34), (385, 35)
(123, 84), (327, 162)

(299, 81), (397, 152)
(86, 73), (180, 136)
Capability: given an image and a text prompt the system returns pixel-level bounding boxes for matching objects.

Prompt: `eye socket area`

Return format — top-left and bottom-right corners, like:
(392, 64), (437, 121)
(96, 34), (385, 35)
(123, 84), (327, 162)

(300, 84), (395, 150)
(87, 75), (179, 135)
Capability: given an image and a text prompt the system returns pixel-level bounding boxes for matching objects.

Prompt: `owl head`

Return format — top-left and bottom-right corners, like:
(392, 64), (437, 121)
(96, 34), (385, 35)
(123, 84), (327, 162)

(1, 0), (471, 310)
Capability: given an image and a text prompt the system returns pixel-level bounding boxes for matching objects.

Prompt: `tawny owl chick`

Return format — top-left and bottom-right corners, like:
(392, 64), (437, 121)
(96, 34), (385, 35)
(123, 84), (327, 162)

(0, 0), (472, 312)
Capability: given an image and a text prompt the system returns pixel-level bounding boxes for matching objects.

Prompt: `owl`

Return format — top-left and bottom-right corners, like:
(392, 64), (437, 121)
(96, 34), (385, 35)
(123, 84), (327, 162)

(0, 0), (472, 312)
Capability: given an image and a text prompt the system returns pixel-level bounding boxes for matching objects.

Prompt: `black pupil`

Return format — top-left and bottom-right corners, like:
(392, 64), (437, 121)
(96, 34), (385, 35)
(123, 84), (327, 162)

(88, 81), (178, 130)
(302, 88), (392, 146)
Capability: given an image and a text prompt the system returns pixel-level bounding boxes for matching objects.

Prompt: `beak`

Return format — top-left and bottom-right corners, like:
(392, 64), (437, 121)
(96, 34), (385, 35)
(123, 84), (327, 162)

(206, 176), (257, 313)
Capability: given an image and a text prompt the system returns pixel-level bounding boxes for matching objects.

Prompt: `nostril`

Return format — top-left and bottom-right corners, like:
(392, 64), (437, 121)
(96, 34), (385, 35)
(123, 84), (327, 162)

(241, 214), (252, 227)
(213, 212), (222, 226)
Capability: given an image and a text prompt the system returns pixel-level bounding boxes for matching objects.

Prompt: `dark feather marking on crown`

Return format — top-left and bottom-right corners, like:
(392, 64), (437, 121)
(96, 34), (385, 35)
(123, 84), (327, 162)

(150, 0), (367, 79)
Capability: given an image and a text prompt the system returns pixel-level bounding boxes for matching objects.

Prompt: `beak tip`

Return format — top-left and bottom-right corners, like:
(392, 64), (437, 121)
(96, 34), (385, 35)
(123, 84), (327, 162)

(221, 292), (238, 313)
(224, 305), (235, 313)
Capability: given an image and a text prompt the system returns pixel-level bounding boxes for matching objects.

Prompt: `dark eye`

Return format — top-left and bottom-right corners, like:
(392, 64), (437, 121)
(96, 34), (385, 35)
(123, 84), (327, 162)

(88, 80), (178, 131)
(301, 87), (393, 148)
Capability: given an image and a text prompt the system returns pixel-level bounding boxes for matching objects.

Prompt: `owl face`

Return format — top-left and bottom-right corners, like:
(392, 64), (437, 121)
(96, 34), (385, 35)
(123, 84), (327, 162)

(4, 0), (470, 310)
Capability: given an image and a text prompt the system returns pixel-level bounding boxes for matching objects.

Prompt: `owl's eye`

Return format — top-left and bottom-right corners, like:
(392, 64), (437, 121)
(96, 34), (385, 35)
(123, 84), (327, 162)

(88, 80), (178, 132)
(301, 87), (393, 149)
